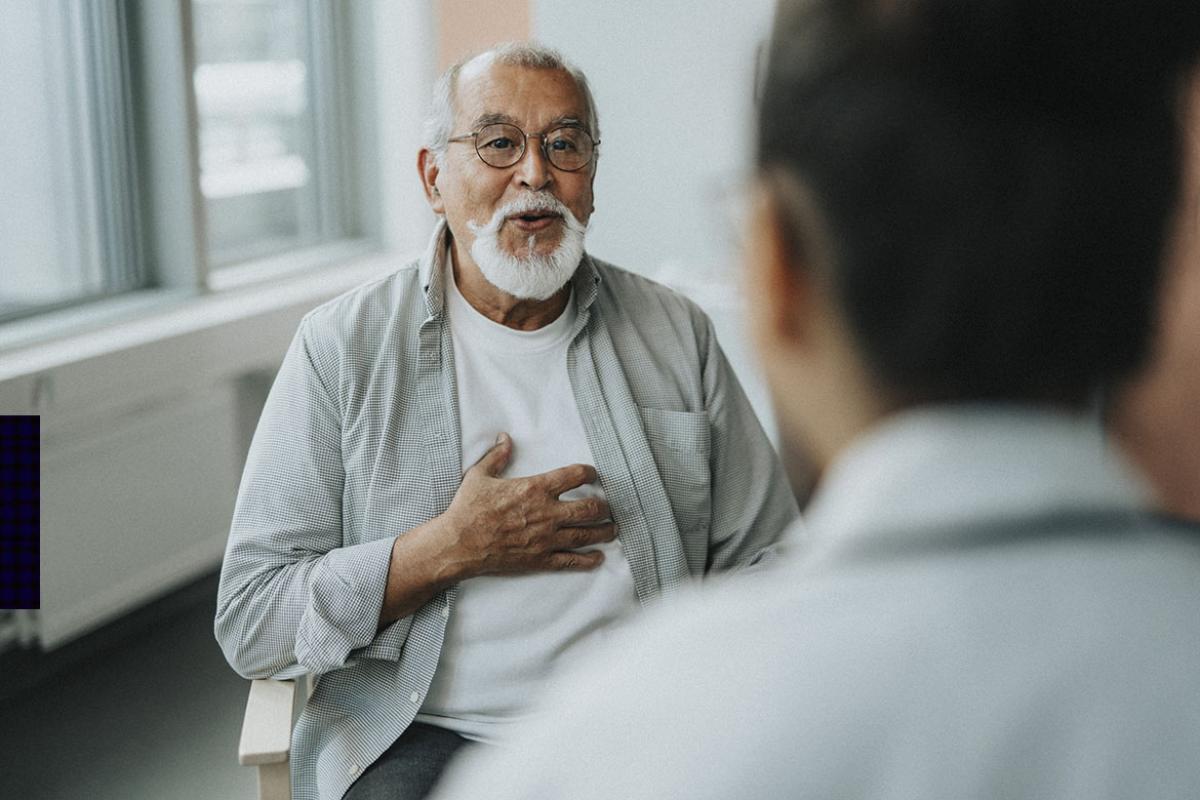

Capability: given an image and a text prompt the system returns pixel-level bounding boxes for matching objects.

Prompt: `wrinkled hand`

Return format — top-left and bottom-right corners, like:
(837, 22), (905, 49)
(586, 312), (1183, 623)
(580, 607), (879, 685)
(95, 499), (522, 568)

(441, 432), (616, 578)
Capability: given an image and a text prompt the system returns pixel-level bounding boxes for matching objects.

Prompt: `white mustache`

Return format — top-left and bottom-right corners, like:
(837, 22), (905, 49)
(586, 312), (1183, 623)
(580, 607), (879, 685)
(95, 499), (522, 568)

(467, 194), (586, 237)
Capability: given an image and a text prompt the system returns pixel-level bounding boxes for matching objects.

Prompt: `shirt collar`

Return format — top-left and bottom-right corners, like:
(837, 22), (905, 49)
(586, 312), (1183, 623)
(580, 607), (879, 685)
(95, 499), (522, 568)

(797, 404), (1150, 564)
(419, 218), (602, 321)
(419, 219), (452, 320)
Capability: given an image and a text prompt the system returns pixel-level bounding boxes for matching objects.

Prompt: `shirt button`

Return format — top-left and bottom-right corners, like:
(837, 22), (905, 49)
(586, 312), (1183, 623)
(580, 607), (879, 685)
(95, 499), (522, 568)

(409, 691), (420, 704)
(348, 763), (360, 777)
(441, 605), (450, 618)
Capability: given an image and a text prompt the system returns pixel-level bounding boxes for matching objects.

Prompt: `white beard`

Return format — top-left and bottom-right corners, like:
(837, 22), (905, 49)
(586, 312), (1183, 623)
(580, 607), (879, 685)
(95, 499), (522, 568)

(467, 194), (588, 301)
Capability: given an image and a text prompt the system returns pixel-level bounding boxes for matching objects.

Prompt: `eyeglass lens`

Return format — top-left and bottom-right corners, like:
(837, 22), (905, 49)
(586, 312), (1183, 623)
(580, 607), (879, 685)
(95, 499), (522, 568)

(475, 123), (594, 171)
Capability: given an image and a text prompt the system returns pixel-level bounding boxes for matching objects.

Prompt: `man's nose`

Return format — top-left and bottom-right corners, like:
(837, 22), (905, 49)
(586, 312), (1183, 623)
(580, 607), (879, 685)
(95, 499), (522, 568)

(513, 136), (552, 191)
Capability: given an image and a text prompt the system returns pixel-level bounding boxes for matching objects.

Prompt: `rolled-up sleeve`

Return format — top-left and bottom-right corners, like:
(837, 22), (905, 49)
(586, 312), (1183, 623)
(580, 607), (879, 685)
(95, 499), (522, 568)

(214, 319), (410, 679)
(699, 315), (801, 571)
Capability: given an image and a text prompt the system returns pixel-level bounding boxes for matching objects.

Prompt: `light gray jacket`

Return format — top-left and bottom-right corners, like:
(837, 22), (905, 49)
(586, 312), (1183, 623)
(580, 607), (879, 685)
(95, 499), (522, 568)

(214, 223), (799, 800)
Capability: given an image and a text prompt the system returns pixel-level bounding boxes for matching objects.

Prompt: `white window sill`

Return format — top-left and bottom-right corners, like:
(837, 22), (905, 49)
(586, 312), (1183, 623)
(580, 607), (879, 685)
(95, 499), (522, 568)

(0, 243), (413, 384)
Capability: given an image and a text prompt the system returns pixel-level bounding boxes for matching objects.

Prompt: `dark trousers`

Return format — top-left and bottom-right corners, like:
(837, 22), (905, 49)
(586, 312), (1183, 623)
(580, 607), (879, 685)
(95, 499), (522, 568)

(342, 722), (471, 800)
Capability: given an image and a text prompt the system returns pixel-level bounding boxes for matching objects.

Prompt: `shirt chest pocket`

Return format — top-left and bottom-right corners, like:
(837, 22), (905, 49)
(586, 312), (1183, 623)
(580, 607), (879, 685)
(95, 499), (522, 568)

(637, 406), (712, 538)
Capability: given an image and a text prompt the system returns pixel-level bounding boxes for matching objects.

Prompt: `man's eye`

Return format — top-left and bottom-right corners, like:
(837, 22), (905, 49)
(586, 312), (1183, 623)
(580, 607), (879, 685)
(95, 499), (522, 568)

(483, 137), (515, 150)
(549, 138), (578, 152)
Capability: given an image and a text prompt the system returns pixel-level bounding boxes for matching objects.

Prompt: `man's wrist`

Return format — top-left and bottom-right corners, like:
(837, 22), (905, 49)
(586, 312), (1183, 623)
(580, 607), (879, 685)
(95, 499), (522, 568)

(415, 511), (474, 586)
(378, 513), (469, 626)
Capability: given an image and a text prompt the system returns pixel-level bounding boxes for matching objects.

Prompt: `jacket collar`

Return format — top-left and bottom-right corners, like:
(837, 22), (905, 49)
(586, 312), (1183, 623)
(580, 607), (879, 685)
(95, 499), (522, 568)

(795, 405), (1150, 565)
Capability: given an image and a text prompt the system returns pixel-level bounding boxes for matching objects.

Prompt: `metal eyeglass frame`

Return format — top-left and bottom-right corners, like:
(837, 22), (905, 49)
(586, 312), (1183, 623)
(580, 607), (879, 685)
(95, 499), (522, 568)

(446, 123), (599, 172)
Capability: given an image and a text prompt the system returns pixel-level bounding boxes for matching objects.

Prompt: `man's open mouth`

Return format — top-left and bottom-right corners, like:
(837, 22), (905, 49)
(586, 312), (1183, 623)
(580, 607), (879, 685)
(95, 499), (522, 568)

(508, 211), (562, 230)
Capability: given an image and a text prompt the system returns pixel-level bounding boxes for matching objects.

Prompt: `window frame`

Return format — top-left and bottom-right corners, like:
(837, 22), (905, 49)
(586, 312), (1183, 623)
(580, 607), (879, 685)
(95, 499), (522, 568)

(0, 0), (145, 325)
(134, 0), (375, 293)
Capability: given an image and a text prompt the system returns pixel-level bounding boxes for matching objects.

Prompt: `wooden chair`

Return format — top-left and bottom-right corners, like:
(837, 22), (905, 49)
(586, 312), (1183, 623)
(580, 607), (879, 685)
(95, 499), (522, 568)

(239, 677), (308, 800)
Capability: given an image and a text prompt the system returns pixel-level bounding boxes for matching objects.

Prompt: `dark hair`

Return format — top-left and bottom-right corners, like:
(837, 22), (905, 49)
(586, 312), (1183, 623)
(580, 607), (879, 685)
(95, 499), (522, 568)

(759, 0), (1200, 407)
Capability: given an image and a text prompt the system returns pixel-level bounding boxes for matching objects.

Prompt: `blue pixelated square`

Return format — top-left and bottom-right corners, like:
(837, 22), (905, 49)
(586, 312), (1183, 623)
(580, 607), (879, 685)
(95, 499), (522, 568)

(0, 415), (39, 610)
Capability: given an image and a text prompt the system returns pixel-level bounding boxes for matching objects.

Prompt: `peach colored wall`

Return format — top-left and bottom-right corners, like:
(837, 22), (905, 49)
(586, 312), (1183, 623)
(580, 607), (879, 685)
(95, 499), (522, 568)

(435, 0), (531, 71)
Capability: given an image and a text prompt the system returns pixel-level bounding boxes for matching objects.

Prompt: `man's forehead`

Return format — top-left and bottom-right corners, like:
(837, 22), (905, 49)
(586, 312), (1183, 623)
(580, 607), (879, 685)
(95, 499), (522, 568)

(453, 59), (588, 129)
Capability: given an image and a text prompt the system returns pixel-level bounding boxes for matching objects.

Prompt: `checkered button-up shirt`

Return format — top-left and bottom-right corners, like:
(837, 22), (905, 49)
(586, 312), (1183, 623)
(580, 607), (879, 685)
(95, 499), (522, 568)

(215, 222), (799, 800)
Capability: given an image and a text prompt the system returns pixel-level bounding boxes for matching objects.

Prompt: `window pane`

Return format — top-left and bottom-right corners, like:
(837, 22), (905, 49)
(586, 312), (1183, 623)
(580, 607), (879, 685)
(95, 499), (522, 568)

(193, 0), (325, 267)
(0, 0), (139, 323)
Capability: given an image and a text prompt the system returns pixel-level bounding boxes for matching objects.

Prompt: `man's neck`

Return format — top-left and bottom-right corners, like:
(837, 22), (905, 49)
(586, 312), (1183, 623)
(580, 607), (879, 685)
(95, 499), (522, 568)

(448, 240), (571, 331)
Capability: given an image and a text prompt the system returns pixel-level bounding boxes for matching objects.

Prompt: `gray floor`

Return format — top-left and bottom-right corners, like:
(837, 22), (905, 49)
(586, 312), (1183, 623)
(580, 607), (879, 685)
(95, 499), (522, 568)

(0, 575), (258, 799)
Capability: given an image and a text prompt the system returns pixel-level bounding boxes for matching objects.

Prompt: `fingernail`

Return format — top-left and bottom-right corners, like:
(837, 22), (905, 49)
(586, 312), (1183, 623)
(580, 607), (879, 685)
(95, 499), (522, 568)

(495, 433), (505, 445)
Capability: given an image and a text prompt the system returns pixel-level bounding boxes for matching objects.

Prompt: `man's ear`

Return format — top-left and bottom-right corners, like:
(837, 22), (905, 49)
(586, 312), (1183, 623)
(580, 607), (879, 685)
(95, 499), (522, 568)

(418, 149), (445, 214)
(582, 159), (598, 218)
(744, 184), (814, 353)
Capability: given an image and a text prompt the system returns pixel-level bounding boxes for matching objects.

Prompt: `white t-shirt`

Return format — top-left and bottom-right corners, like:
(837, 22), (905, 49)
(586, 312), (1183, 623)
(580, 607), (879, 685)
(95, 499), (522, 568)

(415, 268), (640, 742)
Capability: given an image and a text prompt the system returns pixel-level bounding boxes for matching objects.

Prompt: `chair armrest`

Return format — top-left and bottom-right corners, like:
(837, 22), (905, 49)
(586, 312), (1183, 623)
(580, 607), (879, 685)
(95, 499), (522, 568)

(239, 678), (298, 766)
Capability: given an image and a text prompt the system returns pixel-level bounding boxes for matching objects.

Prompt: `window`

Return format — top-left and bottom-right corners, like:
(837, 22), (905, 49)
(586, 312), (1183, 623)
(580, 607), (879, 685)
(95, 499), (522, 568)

(192, 0), (350, 267)
(0, 0), (366, 327)
(0, 1), (143, 323)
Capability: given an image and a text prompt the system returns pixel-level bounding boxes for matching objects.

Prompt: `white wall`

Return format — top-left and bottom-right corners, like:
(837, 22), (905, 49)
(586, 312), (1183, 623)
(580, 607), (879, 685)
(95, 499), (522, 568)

(534, 0), (780, 436)
(533, 0), (775, 281)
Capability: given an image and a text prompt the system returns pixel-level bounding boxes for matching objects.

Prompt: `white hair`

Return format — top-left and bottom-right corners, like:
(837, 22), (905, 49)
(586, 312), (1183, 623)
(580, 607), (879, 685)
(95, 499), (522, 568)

(423, 42), (601, 167)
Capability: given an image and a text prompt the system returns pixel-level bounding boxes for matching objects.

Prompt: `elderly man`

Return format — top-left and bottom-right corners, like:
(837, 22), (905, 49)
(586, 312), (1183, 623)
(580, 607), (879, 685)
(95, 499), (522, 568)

(431, 3), (1200, 799)
(215, 42), (797, 800)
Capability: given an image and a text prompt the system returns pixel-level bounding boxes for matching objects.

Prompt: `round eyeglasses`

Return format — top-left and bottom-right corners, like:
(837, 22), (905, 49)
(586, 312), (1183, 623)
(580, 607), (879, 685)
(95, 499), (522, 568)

(447, 123), (598, 172)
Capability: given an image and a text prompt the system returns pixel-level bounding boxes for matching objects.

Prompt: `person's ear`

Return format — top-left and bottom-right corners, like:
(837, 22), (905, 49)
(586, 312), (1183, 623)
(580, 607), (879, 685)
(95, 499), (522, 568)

(418, 149), (445, 214)
(744, 181), (815, 354)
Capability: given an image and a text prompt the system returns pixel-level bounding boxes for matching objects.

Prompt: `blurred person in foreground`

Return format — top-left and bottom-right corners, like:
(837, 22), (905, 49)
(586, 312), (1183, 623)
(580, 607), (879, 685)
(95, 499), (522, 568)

(215, 41), (797, 800)
(431, 1), (1200, 798)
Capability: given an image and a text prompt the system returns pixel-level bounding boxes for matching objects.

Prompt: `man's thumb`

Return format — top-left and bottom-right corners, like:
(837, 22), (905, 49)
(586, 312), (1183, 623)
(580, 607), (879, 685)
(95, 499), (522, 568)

(473, 432), (512, 477)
